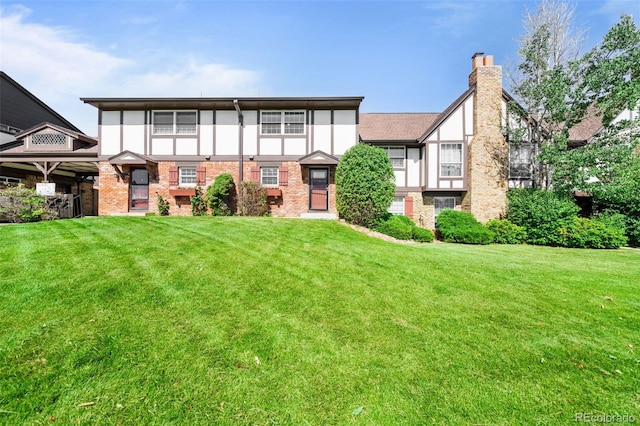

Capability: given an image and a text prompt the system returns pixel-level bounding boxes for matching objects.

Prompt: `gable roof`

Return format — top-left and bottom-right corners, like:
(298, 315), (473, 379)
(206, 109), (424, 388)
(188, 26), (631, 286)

(418, 86), (476, 142)
(16, 122), (96, 145)
(298, 150), (339, 165)
(359, 113), (440, 142)
(108, 150), (157, 165)
(0, 72), (82, 134)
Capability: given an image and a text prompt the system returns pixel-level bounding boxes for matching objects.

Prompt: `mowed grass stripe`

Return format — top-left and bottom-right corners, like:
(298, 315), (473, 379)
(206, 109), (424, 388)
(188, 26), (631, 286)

(0, 217), (638, 424)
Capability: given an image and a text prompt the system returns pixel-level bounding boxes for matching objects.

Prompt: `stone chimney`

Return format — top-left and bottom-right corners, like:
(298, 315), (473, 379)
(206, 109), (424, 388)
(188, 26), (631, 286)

(462, 52), (508, 223)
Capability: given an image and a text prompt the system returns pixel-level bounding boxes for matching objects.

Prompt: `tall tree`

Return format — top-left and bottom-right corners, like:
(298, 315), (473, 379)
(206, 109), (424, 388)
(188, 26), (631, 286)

(511, 8), (640, 245)
(506, 0), (587, 188)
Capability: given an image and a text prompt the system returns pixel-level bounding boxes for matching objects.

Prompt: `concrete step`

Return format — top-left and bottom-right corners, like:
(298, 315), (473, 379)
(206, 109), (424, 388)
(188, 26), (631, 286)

(299, 212), (337, 220)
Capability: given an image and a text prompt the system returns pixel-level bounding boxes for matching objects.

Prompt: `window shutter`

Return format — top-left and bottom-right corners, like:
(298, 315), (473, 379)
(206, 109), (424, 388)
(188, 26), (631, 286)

(279, 167), (288, 186)
(404, 196), (413, 218)
(196, 166), (206, 185)
(251, 167), (261, 182)
(169, 165), (178, 186)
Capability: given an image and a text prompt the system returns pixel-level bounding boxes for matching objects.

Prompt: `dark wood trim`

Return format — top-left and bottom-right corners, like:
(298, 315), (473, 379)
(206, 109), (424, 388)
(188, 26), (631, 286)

(119, 111), (124, 153)
(330, 110), (334, 156)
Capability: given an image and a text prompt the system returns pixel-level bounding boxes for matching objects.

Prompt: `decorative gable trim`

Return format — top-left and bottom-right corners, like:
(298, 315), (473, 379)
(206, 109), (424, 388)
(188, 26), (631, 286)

(418, 86), (475, 143)
(108, 150), (157, 166)
(298, 150), (339, 165)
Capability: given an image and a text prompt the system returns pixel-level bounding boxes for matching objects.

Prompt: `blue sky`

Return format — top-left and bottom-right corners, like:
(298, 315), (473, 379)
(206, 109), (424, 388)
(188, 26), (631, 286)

(1, 0), (638, 135)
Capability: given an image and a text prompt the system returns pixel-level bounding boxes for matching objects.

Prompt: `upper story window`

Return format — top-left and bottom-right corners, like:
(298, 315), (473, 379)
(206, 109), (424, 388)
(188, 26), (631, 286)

(179, 166), (197, 186)
(153, 111), (197, 135)
(381, 147), (405, 168)
(440, 143), (463, 177)
(509, 143), (532, 179)
(261, 167), (278, 186)
(260, 111), (305, 135)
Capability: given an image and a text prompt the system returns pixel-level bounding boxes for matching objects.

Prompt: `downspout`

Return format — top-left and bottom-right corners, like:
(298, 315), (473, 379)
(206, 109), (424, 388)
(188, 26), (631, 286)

(233, 99), (244, 183)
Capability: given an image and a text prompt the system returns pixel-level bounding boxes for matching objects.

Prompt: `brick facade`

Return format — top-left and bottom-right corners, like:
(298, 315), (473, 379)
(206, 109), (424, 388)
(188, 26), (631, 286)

(97, 160), (337, 217)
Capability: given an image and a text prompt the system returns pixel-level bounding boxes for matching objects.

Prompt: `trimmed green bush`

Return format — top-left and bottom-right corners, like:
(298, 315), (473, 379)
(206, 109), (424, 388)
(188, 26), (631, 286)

(486, 219), (527, 244)
(411, 226), (435, 243)
(560, 217), (627, 249)
(506, 189), (579, 246)
(372, 214), (413, 240)
(206, 173), (235, 216)
(436, 210), (494, 245)
(336, 144), (396, 227)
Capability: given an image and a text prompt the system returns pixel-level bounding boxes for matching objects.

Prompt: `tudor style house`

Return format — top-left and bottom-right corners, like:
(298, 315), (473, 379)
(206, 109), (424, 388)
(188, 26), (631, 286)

(79, 97), (362, 218)
(6, 52), (625, 229)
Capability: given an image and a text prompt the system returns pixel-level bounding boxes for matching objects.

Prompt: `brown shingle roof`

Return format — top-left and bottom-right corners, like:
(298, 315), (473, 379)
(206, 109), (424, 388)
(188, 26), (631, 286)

(359, 113), (440, 142)
(568, 112), (603, 144)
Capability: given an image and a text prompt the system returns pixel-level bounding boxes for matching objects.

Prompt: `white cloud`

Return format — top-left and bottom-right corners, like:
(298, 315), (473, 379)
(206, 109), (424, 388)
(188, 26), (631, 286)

(596, 0), (640, 23)
(0, 6), (263, 135)
(422, 1), (489, 39)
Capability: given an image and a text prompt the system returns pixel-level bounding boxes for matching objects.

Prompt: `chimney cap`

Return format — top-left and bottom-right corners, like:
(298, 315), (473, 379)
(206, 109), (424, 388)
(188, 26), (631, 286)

(472, 52), (485, 59)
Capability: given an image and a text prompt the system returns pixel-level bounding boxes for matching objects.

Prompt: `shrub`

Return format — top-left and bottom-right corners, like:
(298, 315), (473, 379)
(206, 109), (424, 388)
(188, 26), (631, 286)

(0, 184), (57, 223)
(238, 181), (268, 216)
(559, 217), (627, 249)
(506, 189), (579, 246)
(372, 214), (413, 240)
(206, 173), (235, 216)
(436, 210), (494, 244)
(157, 194), (170, 216)
(486, 219), (527, 244)
(190, 186), (207, 216)
(335, 144), (395, 227)
(411, 226), (435, 243)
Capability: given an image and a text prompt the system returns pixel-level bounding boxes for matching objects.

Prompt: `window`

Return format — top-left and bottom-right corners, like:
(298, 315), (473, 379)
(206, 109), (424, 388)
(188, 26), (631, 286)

(0, 176), (21, 184)
(388, 196), (404, 215)
(440, 143), (463, 177)
(509, 143), (532, 179)
(179, 167), (197, 186)
(261, 111), (305, 135)
(32, 133), (66, 146)
(261, 167), (278, 186)
(153, 111), (197, 135)
(434, 197), (456, 216)
(381, 147), (405, 168)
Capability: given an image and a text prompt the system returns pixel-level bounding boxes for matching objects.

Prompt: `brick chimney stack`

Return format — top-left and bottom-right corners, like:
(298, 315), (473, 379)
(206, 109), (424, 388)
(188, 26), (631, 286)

(462, 52), (507, 223)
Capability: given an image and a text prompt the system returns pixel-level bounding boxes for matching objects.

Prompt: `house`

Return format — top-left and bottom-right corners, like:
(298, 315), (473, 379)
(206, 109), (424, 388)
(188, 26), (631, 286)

(0, 72), (99, 216)
(361, 53), (529, 228)
(78, 97), (362, 218)
(6, 53), (595, 228)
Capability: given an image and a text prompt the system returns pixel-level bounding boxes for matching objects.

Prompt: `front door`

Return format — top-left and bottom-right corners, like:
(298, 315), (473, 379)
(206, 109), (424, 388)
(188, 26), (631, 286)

(309, 168), (329, 210)
(130, 168), (149, 210)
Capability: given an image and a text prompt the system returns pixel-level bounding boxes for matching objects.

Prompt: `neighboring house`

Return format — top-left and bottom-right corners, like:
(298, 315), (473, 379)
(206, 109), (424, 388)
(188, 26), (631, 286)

(361, 53), (531, 228)
(0, 72), (99, 216)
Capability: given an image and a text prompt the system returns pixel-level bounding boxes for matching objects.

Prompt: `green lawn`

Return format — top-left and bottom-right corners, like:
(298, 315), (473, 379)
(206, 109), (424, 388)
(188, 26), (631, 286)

(1, 217), (638, 425)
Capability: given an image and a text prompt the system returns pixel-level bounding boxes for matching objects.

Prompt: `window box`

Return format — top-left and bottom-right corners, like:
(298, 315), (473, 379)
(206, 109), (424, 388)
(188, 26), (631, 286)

(265, 188), (282, 198)
(169, 188), (196, 197)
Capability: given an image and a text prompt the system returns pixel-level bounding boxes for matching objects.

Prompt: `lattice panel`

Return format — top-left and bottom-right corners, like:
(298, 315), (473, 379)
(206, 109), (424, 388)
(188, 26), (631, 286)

(32, 133), (66, 145)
